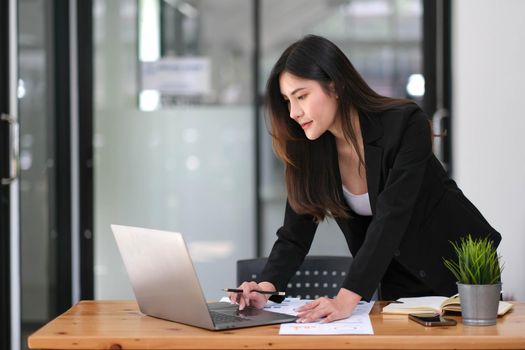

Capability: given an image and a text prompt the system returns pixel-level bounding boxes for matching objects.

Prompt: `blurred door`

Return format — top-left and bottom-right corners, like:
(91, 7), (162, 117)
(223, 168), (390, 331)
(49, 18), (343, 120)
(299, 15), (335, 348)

(423, 0), (451, 171)
(1, 1), (20, 349)
(1, 1), (75, 349)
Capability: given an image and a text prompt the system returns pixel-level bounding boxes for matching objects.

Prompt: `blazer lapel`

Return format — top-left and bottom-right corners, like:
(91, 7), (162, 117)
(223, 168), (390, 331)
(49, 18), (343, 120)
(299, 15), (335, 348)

(359, 112), (383, 214)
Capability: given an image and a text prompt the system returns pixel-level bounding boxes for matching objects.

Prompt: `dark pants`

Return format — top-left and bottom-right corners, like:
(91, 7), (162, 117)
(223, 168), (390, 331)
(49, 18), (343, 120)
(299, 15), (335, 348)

(380, 259), (439, 300)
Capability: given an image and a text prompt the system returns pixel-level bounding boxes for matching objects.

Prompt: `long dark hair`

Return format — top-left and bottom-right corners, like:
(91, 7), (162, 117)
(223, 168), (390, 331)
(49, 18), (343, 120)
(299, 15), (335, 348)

(266, 34), (414, 222)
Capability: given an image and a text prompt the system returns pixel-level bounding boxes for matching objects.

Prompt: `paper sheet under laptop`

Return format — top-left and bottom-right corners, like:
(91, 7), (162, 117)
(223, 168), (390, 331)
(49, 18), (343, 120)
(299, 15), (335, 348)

(278, 299), (374, 335)
(221, 297), (374, 335)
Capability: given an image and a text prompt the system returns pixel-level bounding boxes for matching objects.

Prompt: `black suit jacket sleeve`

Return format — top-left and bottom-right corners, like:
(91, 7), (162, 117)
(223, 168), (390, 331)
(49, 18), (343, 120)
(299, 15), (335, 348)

(342, 107), (432, 300)
(259, 200), (318, 292)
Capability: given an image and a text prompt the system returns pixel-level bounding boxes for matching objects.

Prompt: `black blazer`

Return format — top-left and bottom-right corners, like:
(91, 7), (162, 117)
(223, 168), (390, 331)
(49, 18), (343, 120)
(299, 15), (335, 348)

(260, 104), (501, 301)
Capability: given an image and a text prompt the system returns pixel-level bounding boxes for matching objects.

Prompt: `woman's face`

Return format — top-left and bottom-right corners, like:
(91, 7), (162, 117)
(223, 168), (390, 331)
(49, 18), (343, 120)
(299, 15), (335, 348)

(279, 71), (339, 140)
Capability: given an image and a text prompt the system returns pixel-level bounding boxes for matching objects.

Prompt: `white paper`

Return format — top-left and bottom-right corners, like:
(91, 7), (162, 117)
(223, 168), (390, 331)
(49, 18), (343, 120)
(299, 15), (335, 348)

(279, 313), (373, 335)
(278, 300), (374, 335)
(219, 297), (375, 335)
(263, 297), (310, 315)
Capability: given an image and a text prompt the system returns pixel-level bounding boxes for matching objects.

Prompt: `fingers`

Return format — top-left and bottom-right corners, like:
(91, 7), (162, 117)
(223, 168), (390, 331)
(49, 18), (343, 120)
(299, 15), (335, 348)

(319, 313), (337, 324)
(227, 291), (241, 305)
(296, 297), (349, 324)
(296, 298), (328, 323)
(297, 307), (327, 323)
(237, 281), (262, 311)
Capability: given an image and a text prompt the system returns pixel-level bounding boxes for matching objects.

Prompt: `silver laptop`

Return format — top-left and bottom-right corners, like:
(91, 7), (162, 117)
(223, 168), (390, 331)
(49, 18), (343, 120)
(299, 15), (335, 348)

(111, 224), (296, 330)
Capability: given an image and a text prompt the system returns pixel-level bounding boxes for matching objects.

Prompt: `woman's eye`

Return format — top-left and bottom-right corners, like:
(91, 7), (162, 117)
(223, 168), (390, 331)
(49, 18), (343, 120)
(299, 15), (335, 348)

(297, 95), (306, 100)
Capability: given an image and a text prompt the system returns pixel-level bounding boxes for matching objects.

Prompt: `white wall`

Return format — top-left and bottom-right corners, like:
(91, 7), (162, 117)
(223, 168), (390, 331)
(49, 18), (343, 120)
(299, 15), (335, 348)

(453, 0), (525, 300)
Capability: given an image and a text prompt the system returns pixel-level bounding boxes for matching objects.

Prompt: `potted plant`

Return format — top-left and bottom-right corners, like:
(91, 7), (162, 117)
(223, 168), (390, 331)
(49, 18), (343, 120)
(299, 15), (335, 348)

(443, 235), (503, 326)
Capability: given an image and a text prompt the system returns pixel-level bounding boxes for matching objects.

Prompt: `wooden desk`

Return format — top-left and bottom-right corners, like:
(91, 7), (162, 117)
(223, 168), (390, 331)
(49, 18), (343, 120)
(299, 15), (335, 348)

(28, 300), (525, 350)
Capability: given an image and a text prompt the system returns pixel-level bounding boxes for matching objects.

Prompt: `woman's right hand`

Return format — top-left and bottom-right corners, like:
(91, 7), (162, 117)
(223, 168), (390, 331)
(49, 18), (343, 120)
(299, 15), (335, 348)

(228, 281), (277, 310)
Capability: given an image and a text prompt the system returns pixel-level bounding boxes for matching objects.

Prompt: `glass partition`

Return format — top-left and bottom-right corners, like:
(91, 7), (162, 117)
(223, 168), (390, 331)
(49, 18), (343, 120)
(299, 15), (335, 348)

(94, 0), (255, 300)
(18, 0), (58, 348)
(137, 0), (253, 109)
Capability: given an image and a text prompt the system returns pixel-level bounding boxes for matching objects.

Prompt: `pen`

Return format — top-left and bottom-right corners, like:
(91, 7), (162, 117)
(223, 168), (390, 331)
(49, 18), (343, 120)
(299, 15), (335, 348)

(222, 288), (286, 296)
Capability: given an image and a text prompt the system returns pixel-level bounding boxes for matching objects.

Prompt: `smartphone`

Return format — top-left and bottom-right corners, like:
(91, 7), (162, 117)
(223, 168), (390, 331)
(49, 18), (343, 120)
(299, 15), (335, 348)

(408, 313), (457, 327)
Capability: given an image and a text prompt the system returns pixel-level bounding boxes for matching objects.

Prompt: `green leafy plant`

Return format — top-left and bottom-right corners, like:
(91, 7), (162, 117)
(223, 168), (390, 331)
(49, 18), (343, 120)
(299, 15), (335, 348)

(443, 235), (502, 285)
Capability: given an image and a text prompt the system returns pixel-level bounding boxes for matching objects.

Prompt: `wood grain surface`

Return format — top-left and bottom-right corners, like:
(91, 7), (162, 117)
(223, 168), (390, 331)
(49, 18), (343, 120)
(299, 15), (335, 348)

(28, 300), (525, 350)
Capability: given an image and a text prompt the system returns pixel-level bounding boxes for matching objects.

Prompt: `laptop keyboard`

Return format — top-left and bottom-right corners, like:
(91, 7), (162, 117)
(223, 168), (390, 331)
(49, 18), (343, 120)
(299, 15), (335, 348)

(210, 311), (250, 323)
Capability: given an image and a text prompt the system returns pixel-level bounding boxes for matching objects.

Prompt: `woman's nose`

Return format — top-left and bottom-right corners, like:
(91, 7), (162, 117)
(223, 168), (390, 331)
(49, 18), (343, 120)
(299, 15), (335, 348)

(289, 101), (303, 119)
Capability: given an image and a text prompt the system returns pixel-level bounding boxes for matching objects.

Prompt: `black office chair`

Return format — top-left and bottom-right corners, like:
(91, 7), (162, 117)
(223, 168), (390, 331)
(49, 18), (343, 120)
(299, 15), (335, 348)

(237, 255), (380, 300)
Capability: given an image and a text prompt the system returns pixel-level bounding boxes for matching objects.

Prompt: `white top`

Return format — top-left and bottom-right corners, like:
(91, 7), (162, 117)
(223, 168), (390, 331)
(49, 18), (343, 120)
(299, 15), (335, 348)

(342, 186), (373, 216)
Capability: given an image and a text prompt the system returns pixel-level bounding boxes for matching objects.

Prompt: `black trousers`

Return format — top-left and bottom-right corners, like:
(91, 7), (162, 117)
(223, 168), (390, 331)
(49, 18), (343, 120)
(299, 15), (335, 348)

(380, 259), (439, 300)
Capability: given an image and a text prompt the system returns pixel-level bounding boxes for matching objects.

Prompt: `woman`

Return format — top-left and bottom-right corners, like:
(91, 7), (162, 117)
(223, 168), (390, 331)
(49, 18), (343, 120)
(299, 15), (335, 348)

(230, 35), (501, 323)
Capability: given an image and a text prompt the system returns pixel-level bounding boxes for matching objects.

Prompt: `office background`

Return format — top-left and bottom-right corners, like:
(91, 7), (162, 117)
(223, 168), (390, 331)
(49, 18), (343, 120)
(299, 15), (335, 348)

(94, 0), (425, 301)
(1, 1), (524, 350)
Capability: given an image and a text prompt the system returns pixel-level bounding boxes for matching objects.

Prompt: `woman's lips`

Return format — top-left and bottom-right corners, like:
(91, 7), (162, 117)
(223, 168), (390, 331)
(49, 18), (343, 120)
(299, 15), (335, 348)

(301, 121), (313, 129)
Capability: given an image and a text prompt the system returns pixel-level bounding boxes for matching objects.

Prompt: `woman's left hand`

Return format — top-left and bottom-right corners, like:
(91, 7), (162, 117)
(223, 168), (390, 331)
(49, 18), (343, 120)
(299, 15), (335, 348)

(296, 288), (362, 323)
